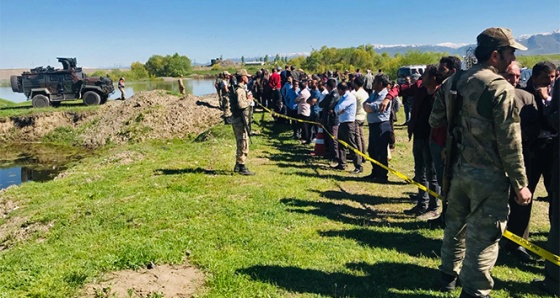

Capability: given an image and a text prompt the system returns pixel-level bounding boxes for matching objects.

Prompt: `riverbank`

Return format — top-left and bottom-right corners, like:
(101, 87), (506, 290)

(0, 100), (553, 297)
(0, 91), (222, 148)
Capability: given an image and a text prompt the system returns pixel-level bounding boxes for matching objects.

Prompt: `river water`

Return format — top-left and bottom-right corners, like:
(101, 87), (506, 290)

(0, 79), (218, 190)
(0, 79), (217, 103)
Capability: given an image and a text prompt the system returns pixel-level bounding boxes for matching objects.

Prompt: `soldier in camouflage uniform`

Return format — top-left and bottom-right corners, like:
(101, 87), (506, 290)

(430, 28), (532, 298)
(230, 69), (255, 175)
(220, 71), (233, 124)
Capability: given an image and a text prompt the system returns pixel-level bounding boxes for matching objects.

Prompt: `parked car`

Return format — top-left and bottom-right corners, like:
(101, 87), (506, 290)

(397, 65), (426, 84)
(519, 68), (532, 89)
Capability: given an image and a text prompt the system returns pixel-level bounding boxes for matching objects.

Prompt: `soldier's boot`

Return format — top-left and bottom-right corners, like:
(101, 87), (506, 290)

(440, 271), (457, 292)
(459, 290), (490, 298)
(233, 163), (240, 173)
(224, 116), (232, 125)
(238, 164), (255, 176)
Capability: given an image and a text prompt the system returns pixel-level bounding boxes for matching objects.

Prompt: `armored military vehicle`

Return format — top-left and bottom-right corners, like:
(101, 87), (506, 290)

(10, 57), (115, 107)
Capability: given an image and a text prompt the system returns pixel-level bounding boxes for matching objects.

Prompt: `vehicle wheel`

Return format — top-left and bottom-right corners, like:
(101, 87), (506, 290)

(10, 75), (21, 92)
(83, 91), (101, 105)
(32, 94), (50, 108)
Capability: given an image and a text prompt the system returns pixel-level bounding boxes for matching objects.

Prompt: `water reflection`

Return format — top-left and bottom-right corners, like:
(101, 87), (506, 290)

(0, 79), (217, 103)
(0, 166), (63, 189)
(0, 144), (89, 190)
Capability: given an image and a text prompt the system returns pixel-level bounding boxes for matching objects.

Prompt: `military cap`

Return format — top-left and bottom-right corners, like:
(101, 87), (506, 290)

(477, 27), (527, 51)
(236, 69), (249, 76)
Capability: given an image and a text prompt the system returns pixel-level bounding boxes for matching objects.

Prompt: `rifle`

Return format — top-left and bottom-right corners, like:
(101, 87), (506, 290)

(440, 70), (464, 223)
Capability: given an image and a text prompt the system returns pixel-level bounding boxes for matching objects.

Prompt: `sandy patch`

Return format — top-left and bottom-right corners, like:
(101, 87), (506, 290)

(83, 263), (205, 298)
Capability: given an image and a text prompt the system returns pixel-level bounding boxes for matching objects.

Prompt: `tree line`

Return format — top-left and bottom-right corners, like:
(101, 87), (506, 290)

(89, 53), (192, 81)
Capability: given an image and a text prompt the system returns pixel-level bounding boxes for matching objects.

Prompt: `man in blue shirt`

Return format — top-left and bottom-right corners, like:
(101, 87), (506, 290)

(363, 74), (392, 182)
(285, 80), (300, 139)
(334, 82), (362, 174)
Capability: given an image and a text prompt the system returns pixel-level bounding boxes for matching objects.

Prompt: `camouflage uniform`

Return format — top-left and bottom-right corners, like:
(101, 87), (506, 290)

(220, 76), (232, 119)
(231, 78), (252, 169)
(430, 63), (527, 297)
(178, 77), (185, 95)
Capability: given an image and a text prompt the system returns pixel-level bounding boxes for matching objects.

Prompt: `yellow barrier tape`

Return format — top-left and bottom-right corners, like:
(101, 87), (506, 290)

(503, 230), (560, 266)
(254, 100), (560, 266)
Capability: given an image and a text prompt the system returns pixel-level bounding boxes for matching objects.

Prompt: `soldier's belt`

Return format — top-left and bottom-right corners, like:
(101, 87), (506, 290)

(254, 100), (560, 266)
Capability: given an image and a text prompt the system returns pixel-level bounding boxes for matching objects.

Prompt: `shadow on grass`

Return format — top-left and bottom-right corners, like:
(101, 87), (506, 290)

(154, 167), (230, 176)
(320, 228), (440, 258)
(237, 261), (441, 297)
(195, 100), (221, 110)
(281, 196), (418, 228)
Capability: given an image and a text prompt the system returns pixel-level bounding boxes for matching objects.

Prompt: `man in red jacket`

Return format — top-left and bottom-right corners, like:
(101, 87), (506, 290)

(269, 67), (282, 109)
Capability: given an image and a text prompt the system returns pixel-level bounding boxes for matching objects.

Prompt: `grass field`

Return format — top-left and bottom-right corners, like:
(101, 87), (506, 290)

(0, 109), (553, 297)
(0, 99), (100, 119)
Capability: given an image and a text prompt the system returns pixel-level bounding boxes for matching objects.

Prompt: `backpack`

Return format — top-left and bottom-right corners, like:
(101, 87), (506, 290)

(229, 84), (244, 118)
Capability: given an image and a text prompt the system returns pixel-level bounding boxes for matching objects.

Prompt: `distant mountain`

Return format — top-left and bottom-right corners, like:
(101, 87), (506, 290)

(210, 30), (559, 66)
(371, 30), (560, 57)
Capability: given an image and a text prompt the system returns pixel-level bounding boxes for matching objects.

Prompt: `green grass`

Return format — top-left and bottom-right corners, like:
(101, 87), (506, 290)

(0, 100), (99, 118)
(0, 98), (16, 107)
(0, 111), (553, 297)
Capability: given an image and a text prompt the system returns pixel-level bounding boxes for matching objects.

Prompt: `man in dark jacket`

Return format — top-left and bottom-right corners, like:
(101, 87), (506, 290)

(404, 64), (441, 219)
(523, 61), (557, 201)
(319, 78), (340, 162)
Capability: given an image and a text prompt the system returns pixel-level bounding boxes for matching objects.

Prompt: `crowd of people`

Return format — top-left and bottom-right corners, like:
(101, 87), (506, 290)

(216, 27), (559, 298)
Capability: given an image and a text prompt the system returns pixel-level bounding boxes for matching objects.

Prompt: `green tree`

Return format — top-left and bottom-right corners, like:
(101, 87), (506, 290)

(145, 53), (192, 77)
(241, 56), (245, 64)
(130, 61), (149, 80)
(163, 53), (192, 77)
(274, 54), (280, 64)
(264, 55), (269, 64)
(145, 55), (166, 77)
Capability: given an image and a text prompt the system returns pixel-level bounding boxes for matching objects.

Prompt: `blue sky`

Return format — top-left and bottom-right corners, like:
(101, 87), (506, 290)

(0, 0), (559, 69)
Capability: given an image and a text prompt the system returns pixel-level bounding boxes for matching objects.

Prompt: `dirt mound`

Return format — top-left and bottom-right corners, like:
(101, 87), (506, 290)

(79, 91), (222, 148)
(83, 263), (205, 298)
(216, 60), (238, 67)
(0, 111), (93, 142)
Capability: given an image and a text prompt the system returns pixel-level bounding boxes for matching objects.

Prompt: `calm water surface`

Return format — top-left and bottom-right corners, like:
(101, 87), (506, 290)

(0, 79), (216, 103)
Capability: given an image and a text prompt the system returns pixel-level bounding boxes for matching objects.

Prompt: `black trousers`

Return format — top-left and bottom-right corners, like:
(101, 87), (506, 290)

(338, 121), (362, 169)
(506, 138), (555, 249)
(368, 121), (391, 179)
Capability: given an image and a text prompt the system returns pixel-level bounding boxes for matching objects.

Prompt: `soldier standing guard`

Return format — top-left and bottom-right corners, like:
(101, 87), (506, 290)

(118, 77), (125, 100)
(430, 27), (532, 298)
(220, 71), (233, 124)
(178, 75), (185, 95)
(230, 69), (255, 175)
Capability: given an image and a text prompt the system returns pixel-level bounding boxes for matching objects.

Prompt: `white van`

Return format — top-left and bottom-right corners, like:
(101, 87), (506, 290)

(397, 65), (426, 84)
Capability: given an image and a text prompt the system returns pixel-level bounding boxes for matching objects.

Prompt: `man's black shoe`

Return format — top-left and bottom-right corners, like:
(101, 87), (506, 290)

(439, 271), (457, 292)
(404, 205), (428, 216)
(332, 164), (346, 170)
(233, 163), (240, 173)
(351, 168), (363, 174)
